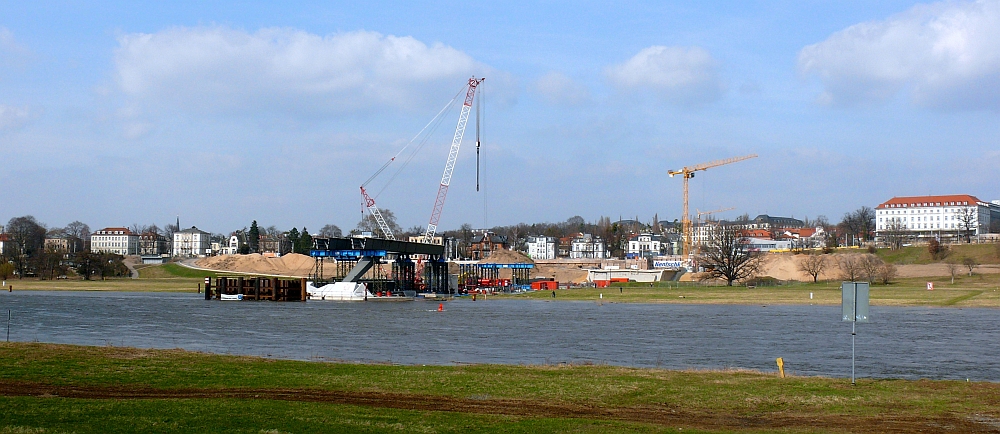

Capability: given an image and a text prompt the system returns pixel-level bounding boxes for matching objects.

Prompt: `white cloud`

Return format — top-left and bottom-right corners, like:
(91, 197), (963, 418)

(534, 71), (590, 105)
(0, 27), (25, 54)
(799, 0), (1000, 110)
(114, 26), (492, 115)
(0, 105), (30, 130)
(605, 46), (724, 105)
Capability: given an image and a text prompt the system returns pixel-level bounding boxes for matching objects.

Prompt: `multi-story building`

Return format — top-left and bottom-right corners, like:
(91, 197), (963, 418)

(90, 228), (140, 256)
(173, 226), (212, 257)
(875, 194), (1000, 241)
(218, 232), (245, 255)
(744, 215), (805, 232)
(139, 232), (169, 255)
(467, 231), (507, 260)
(570, 233), (607, 259)
(627, 233), (665, 258)
(43, 237), (71, 253)
(526, 236), (557, 260)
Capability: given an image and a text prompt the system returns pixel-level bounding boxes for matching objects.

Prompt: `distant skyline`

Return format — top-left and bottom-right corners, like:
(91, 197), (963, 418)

(2, 1), (998, 235)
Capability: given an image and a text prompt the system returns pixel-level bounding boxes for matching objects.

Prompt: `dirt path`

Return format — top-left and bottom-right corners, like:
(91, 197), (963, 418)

(2, 380), (996, 433)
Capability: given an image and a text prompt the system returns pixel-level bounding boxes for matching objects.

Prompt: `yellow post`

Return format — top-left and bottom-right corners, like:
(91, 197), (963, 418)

(776, 357), (785, 378)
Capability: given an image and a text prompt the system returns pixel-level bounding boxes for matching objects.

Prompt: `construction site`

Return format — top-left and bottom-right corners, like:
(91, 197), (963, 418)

(194, 76), (762, 301)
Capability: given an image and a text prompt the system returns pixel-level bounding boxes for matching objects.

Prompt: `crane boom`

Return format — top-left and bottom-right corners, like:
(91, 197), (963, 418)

(696, 207), (736, 220)
(361, 186), (395, 240)
(669, 154), (757, 258)
(423, 77), (484, 243)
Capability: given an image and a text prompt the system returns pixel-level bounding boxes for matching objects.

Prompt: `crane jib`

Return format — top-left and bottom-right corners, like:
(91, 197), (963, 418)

(422, 77), (484, 243)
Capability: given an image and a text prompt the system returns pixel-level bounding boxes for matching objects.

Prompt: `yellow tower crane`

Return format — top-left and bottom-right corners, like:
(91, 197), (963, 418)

(669, 154), (757, 258)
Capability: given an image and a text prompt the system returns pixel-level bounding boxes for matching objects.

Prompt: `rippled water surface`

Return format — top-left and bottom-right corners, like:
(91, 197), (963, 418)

(2, 291), (998, 381)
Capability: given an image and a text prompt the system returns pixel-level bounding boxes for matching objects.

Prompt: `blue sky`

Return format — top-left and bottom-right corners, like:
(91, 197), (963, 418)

(1, 1), (998, 235)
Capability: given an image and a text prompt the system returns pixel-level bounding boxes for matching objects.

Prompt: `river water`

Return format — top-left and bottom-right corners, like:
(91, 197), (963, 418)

(1, 291), (997, 381)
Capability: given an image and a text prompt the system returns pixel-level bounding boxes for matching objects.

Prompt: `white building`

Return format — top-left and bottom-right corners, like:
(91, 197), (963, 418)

(745, 237), (792, 252)
(627, 233), (664, 258)
(875, 195), (1000, 241)
(173, 226), (212, 257)
(217, 233), (245, 256)
(526, 236), (557, 260)
(90, 227), (140, 256)
(570, 233), (606, 259)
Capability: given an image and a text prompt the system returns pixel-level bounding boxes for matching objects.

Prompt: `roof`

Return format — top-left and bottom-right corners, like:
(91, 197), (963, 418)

(877, 194), (982, 209)
(176, 226), (211, 235)
(0, 234), (8, 242)
(752, 215), (804, 228)
(94, 227), (134, 235)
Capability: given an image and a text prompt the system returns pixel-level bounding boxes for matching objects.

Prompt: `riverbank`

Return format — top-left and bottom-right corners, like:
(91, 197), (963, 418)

(502, 277), (1000, 308)
(8, 275), (1000, 307)
(1, 342), (997, 433)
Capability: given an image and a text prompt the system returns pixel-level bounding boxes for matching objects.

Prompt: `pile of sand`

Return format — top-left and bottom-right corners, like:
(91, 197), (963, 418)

(195, 253), (316, 277)
(479, 249), (534, 264)
(533, 263), (589, 284)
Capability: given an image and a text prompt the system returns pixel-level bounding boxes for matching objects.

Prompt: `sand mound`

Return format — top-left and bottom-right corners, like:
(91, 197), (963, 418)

(533, 263), (589, 284)
(479, 249), (534, 264)
(195, 253), (316, 277)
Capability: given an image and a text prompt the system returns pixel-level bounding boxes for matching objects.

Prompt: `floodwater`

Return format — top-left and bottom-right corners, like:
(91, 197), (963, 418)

(1, 291), (998, 381)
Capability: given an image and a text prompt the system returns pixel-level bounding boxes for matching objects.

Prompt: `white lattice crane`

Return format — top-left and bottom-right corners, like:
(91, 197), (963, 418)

(422, 77), (484, 243)
(669, 154), (757, 257)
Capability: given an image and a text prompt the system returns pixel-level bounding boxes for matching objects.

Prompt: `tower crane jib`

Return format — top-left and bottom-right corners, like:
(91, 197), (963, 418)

(668, 154), (757, 258)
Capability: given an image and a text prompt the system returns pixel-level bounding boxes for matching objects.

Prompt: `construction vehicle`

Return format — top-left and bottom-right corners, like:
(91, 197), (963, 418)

(669, 154), (757, 258)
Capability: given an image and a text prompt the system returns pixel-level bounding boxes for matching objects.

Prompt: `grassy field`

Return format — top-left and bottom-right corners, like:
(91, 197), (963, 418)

(502, 275), (1000, 308)
(136, 262), (220, 279)
(1, 342), (999, 433)
(875, 243), (1000, 265)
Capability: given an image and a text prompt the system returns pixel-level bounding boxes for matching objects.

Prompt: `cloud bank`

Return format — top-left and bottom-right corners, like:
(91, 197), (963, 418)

(606, 46), (724, 105)
(534, 71), (590, 105)
(799, 0), (1000, 110)
(114, 26), (488, 115)
(0, 105), (30, 131)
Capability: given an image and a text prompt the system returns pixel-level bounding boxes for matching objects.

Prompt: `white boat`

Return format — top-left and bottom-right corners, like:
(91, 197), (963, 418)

(220, 294), (244, 301)
(307, 281), (372, 301)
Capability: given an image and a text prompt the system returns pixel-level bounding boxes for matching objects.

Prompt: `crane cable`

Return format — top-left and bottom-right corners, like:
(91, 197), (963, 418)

(361, 84), (466, 191)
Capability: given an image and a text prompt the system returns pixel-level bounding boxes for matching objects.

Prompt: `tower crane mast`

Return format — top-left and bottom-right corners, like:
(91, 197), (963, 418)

(423, 77), (484, 243)
(669, 154), (757, 258)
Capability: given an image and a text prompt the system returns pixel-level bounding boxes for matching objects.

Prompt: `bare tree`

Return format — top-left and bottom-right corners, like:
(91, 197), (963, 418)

(839, 207), (876, 247)
(962, 257), (978, 276)
(318, 224), (343, 238)
(877, 262), (897, 285)
(697, 224), (763, 286)
(354, 209), (401, 238)
(957, 207), (977, 243)
(798, 254), (827, 283)
(64, 221), (91, 253)
(6, 216), (47, 279)
(837, 255), (864, 282)
(946, 260), (960, 284)
(859, 254), (884, 284)
(881, 219), (908, 250)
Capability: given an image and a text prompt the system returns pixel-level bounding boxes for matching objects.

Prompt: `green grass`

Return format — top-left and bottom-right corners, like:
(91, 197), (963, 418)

(138, 263), (220, 279)
(5, 277), (204, 292)
(0, 343), (998, 433)
(876, 243), (1000, 265)
(502, 279), (1000, 308)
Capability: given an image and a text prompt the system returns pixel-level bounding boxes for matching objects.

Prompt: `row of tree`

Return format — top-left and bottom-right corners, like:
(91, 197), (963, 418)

(1, 216), (128, 280)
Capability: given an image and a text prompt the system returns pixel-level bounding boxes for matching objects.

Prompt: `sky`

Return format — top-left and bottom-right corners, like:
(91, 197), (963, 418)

(1, 0), (999, 235)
